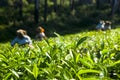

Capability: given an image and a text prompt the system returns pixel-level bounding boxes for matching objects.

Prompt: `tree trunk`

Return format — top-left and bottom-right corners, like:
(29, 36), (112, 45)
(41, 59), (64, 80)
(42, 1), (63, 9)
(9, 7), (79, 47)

(108, 0), (111, 3)
(78, 0), (92, 5)
(19, 0), (23, 17)
(70, 0), (75, 10)
(118, 0), (120, 14)
(111, 0), (119, 16)
(34, 0), (39, 24)
(53, 0), (57, 12)
(96, 0), (111, 9)
(96, 0), (100, 9)
(44, 0), (47, 23)
(60, 0), (64, 6)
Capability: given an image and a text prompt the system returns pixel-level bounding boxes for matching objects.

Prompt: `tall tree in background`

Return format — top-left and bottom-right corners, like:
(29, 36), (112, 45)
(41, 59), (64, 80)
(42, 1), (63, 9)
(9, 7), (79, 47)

(111, 0), (119, 16)
(19, 0), (23, 18)
(70, 0), (75, 10)
(53, 0), (57, 12)
(60, 0), (64, 6)
(96, 0), (100, 9)
(96, 0), (112, 9)
(44, 0), (48, 23)
(34, 0), (39, 24)
(78, 0), (92, 5)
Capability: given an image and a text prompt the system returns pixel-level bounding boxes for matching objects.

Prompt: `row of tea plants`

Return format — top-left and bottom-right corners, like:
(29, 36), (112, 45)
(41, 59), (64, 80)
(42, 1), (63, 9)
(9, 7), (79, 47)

(0, 29), (120, 79)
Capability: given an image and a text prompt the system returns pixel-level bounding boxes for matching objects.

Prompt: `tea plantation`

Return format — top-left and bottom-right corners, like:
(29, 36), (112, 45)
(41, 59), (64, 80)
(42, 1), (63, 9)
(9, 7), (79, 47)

(0, 28), (120, 79)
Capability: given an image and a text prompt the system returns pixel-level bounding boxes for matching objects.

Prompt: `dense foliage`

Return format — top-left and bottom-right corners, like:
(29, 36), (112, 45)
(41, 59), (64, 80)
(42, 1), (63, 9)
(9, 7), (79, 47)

(0, 28), (120, 79)
(0, 1), (120, 79)
(1, 0), (120, 42)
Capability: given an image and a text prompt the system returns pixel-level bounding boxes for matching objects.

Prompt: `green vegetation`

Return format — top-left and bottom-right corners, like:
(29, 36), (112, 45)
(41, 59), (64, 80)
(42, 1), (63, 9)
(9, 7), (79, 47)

(0, 1), (119, 42)
(1, 0), (120, 79)
(0, 28), (120, 79)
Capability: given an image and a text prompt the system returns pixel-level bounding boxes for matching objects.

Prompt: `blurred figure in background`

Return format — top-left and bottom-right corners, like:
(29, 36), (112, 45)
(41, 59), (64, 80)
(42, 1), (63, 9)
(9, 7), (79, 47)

(104, 21), (112, 30)
(11, 29), (34, 48)
(35, 26), (47, 40)
(96, 20), (105, 31)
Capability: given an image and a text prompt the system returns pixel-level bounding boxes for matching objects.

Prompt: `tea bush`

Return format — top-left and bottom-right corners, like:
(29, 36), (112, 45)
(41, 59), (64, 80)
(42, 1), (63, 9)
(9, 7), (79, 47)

(0, 28), (120, 79)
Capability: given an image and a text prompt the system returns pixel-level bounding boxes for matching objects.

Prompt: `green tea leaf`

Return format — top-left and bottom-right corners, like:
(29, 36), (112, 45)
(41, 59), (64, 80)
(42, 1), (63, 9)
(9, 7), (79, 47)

(79, 58), (93, 68)
(46, 52), (52, 60)
(0, 53), (7, 61)
(10, 69), (19, 78)
(78, 69), (101, 75)
(4, 73), (12, 80)
(54, 32), (61, 37)
(24, 66), (33, 74)
(110, 60), (120, 67)
(76, 54), (80, 63)
(33, 64), (39, 79)
(75, 36), (88, 48)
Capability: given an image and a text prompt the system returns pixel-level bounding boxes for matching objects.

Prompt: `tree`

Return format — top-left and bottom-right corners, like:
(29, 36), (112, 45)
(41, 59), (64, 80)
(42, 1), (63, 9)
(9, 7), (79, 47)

(78, 0), (93, 5)
(19, 0), (23, 18)
(96, 0), (110, 9)
(60, 0), (64, 6)
(111, 0), (119, 16)
(44, 0), (48, 23)
(96, 0), (100, 9)
(70, 0), (75, 10)
(53, 0), (57, 12)
(34, 0), (39, 24)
